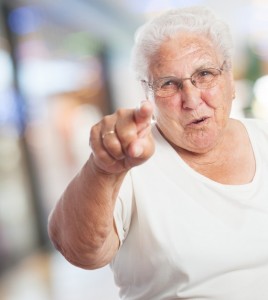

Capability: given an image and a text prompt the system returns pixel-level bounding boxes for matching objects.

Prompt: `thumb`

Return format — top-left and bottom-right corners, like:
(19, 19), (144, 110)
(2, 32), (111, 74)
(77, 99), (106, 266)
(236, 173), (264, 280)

(128, 131), (155, 158)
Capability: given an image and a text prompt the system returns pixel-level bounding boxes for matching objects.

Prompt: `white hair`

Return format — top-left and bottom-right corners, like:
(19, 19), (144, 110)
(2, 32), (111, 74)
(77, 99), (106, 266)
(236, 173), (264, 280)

(131, 6), (234, 81)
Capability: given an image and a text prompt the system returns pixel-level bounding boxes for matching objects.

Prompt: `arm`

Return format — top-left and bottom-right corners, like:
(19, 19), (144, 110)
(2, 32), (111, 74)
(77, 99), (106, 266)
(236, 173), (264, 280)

(48, 101), (154, 270)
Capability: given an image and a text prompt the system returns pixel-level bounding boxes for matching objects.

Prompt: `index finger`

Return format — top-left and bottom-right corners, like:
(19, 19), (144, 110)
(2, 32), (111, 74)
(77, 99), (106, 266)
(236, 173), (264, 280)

(134, 101), (153, 134)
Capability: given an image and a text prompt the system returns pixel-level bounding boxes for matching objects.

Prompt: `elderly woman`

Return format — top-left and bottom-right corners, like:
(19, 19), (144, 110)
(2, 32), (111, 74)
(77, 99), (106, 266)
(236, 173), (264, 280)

(48, 6), (268, 300)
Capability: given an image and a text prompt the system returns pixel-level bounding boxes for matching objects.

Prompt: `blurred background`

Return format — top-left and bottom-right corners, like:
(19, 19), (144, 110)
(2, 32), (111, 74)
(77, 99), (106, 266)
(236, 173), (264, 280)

(0, 0), (267, 299)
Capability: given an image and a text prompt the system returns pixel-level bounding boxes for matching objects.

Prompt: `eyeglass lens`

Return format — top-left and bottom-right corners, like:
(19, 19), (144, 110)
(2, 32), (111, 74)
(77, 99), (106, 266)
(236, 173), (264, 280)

(153, 67), (223, 97)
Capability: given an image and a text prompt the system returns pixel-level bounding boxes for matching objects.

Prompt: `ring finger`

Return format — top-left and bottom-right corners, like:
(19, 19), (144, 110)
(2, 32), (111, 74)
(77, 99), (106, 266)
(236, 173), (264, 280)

(101, 127), (125, 160)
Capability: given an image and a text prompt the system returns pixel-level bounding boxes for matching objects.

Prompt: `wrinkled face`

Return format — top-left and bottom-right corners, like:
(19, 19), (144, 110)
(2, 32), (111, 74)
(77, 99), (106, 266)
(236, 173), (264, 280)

(147, 32), (235, 154)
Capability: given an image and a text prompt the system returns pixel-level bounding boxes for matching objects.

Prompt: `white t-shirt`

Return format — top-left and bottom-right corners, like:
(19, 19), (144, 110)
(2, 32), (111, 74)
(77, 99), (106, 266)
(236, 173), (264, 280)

(111, 119), (268, 300)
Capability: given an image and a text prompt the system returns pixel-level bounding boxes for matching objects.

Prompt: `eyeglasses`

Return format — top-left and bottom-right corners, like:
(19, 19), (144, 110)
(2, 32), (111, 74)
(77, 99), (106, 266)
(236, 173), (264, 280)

(145, 62), (226, 98)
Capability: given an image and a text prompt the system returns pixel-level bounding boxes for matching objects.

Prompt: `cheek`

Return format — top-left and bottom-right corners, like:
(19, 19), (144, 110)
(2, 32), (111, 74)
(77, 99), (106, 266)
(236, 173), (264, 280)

(154, 96), (181, 117)
(201, 89), (220, 108)
(202, 85), (232, 111)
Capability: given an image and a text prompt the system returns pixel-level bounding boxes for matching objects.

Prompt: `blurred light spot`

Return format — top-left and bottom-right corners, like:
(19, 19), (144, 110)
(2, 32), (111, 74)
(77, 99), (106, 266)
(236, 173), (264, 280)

(253, 75), (268, 119)
(125, 0), (203, 13)
(0, 50), (13, 91)
(8, 6), (42, 35)
(0, 136), (21, 173)
(18, 58), (101, 98)
(0, 91), (16, 123)
(0, 50), (21, 129)
(63, 32), (103, 58)
(249, 4), (268, 60)
(254, 75), (268, 106)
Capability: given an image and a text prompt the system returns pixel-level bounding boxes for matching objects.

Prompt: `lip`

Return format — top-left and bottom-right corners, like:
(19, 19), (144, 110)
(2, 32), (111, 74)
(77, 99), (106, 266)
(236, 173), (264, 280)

(186, 116), (210, 127)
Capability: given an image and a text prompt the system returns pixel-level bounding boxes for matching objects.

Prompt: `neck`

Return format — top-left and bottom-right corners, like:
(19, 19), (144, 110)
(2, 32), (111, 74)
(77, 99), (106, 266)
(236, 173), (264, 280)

(176, 144), (226, 169)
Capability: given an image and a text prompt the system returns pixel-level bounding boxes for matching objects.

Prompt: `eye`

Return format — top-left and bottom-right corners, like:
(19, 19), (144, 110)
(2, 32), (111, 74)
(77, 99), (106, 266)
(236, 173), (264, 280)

(158, 77), (180, 89)
(193, 69), (218, 84)
(162, 80), (176, 87)
(197, 69), (214, 78)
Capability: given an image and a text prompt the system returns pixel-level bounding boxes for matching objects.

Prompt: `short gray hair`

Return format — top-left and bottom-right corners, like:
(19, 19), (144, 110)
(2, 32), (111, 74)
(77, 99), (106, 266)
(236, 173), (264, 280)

(131, 6), (233, 81)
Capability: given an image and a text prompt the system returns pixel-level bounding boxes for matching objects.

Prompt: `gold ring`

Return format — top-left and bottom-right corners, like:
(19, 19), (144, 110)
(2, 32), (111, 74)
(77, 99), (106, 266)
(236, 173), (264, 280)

(101, 130), (115, 139)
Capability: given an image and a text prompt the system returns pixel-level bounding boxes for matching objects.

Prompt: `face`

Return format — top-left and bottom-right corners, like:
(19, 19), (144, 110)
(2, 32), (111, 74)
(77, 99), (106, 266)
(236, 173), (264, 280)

(147, 32), (235, 154)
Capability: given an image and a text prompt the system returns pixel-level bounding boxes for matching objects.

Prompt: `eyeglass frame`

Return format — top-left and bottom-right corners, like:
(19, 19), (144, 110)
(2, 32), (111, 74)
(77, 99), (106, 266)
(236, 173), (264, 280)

(142, 61), (226, 98)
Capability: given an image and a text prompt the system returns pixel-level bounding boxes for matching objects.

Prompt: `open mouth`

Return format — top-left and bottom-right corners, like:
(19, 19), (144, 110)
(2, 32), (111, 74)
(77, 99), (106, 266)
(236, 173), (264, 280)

(191, 117), (208, 125)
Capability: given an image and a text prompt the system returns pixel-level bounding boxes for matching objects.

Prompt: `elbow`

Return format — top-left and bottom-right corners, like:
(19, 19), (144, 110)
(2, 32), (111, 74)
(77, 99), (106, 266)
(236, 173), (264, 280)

(55, 242), (112, 270)
(47, 204), (117, 270)
(48, 230), (101, 270)
(64, 253), (110, 270)
(47, 219), (112, 270)
(62, 234), (114, 270)
(47, 210), (63, 254)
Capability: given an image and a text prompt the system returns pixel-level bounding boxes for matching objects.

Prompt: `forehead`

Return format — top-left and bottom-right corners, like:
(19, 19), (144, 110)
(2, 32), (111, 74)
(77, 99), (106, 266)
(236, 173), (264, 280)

(149, 32), (220, 76)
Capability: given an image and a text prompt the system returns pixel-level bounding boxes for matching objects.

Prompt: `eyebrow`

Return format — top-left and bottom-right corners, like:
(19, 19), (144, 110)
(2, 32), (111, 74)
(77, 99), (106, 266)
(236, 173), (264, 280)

(152, 60), (220, 82)
(195, 62), (218, 70)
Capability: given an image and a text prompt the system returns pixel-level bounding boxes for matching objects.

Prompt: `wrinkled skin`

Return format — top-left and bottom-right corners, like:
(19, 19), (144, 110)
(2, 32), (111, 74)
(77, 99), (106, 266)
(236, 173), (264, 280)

(148, 32), (236, 158)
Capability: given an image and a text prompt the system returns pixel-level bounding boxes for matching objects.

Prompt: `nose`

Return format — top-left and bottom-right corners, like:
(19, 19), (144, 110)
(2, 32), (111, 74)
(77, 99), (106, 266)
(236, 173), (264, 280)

(181, 80), (202, 110)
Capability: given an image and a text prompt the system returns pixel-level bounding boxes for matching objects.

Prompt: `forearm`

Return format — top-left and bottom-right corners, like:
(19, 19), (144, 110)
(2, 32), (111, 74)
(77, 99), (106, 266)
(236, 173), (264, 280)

(48, 101), (154, 269)
(48, 155), (126, 269)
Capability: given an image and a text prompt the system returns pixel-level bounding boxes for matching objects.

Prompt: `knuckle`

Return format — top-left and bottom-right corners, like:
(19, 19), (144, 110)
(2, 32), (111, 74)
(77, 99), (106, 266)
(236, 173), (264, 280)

(102, 115), (114, 126)
(90, 124), (99, 137)
(116, 108), (127, 118)
(89, 125), (100, 145)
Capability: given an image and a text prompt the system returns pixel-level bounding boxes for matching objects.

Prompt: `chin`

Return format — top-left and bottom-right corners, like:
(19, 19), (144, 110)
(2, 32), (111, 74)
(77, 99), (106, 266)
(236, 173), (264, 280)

(184, 128), (219, 153)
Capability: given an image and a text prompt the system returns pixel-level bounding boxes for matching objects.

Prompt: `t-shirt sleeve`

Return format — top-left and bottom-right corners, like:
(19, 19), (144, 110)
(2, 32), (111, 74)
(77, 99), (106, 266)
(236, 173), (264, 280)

(113, 171), (134, 246)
